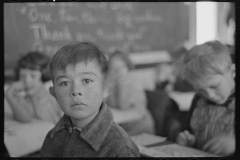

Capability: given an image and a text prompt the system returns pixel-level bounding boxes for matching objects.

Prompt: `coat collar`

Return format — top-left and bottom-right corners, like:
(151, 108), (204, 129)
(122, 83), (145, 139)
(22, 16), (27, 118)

(50, 102), (114, 151)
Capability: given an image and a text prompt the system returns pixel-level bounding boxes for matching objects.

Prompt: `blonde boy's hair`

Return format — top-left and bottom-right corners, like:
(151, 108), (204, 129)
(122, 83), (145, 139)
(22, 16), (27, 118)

(181, 40), (232, 84)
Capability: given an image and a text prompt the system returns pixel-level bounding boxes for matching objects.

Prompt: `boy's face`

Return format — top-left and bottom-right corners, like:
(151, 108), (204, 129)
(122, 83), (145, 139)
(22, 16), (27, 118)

(19, 68), (43, 96)
(156, 63), (174, 81)
(50, 60), (108, 126)
(191, 65), (235, 105)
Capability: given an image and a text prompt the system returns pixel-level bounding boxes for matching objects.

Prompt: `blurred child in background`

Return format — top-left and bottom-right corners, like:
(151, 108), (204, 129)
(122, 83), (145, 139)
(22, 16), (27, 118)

(106, 50), (155, 136)
(6, 51), (63, 124)
(154, 46), (193, 93)
(175, 40), (235, 156)
(155, 61), (176, 92)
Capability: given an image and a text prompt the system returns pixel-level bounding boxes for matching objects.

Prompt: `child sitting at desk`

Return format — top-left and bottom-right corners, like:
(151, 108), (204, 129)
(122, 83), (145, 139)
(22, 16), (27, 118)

(155, 61), (176, 92)
(105, 50), (155, 136)
(154, 48), (193, 93)
(174, 40), (235, 156)
(5, 51), (63, 124)
(40, 42), (139, 157)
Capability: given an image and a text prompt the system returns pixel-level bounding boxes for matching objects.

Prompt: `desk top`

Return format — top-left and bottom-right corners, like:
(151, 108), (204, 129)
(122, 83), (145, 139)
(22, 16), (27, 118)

(4, 113), (55, 157)
(110, 107), (144, 124)
(4, 89), (54, 157)
(131, 133), (219, 157)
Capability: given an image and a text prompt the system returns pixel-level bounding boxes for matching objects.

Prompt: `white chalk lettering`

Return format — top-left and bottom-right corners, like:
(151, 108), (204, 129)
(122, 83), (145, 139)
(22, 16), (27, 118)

(59, 8), (81, 24)
(110, 2), (133, 11)
(75, 32), (96, 42)
(135, 10), (163, 23)
(116, 13), (133, 28)
(28, 7), (52, 22)
(81, 11), (97, 24)
(32, 40), (59, 56)
(96, 28), (124, 41)
(30, 23), (42, 40)
(86, 2), (108, 9)
(30, 23), (72, 41)
(28, 8), (38, 22)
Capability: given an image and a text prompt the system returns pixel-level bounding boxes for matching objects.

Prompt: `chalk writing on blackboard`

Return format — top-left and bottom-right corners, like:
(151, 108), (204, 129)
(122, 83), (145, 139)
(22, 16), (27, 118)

(5, 2), (189, 72)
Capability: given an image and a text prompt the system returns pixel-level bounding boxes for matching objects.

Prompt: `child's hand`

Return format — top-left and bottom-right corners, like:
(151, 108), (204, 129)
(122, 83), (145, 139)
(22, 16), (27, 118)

(202, 134), (235, 156)
(176, 130), (195, 147)
(7, 81), (26, 97)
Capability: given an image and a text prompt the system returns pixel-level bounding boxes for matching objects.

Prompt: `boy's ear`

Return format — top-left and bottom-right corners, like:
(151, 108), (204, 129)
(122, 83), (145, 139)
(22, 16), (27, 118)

(49, 86), (56, 98)
(103, 85), (109, 99)
(102, 77), (109, 99)
(103, 88), (109, 99)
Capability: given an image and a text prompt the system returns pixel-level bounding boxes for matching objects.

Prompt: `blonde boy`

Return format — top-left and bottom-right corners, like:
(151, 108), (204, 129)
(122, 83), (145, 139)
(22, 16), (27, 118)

(40, 42), (139, 157)
(176, 40), (235, 156)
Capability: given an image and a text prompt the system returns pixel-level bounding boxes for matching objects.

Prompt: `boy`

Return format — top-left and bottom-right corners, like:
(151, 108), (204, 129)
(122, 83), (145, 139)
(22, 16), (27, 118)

(175, 40), (235, 156)
(40, 42), (139, 157)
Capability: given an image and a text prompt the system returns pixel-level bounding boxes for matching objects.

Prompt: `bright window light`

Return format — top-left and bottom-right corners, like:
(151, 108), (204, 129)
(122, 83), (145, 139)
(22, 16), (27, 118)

(196, 2), (217, 45)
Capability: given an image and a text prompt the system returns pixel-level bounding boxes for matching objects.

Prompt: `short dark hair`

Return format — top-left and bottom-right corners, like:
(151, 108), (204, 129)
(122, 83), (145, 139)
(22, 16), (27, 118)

(15, 51), (51, 82)
(50, 42), (108, 82)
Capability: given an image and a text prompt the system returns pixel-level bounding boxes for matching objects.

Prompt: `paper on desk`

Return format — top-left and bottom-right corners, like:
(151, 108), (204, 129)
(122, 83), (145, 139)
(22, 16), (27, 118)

(169, 92), (195, 111)
(139, 144), (218, 157)
(4, 118), (55, 157)
(131, 133), (166, 146)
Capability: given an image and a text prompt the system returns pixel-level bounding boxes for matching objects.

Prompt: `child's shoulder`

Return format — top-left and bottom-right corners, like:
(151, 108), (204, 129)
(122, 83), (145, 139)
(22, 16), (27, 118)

(108, 122), (130, 140)
(106, 122), (139, 154)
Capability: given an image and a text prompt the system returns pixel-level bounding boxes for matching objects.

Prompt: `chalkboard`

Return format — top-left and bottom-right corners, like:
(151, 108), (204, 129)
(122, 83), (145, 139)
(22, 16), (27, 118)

(4, 2), (189, 75)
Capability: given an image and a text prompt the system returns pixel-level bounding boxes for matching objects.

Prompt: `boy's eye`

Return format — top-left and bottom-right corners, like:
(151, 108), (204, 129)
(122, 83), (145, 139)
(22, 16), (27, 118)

(60, 81), (71, 86)
(31, 74), (36, 79)
(83, 79), (93, 84)
(197, 89), (206, 96)
(210, 85), (218, 89)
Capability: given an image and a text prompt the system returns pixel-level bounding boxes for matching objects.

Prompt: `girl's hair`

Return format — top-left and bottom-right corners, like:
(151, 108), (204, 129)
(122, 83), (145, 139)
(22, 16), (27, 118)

(50, 42), (108, 81)
(15, 51), (51, 82)
(107, 50), (134, 71)
(181, 40), (232, 83)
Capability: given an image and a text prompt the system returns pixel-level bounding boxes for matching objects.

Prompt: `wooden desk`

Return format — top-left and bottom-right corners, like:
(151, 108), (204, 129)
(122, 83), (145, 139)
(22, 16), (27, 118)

(131, 133), (219, 157)
(4, 113), (55, 157)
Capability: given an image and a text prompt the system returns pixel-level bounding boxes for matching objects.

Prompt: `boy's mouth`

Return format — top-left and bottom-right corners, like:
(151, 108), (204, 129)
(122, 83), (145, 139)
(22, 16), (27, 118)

(71, 102), (86, 108)
(25, 87), (32, 92)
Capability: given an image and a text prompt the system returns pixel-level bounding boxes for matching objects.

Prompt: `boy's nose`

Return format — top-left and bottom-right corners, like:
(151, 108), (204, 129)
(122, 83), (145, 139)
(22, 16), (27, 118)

(206, 90), (216, 100)
(23, 75), (32, 85)
(71, 92), (82, 97)
(71, 82), (82, 97)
